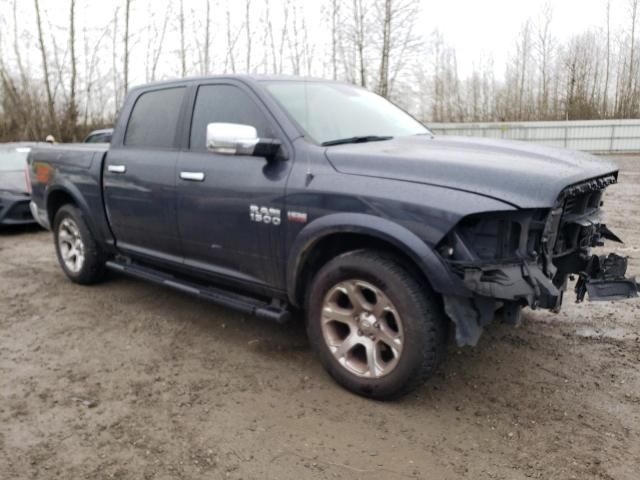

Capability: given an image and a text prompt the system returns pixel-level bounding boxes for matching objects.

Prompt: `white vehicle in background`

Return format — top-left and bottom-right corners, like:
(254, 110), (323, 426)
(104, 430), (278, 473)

(0, 144), (37, 226)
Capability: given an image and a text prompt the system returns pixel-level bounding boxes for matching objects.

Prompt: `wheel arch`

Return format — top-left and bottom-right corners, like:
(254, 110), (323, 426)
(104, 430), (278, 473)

(287, 213), (469, 307)
(45, 185), (96, 235)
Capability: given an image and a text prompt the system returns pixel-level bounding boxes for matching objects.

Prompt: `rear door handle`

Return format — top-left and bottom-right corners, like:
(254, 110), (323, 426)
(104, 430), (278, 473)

(108, 165), (126, 174)
(180, 171), (205, 182)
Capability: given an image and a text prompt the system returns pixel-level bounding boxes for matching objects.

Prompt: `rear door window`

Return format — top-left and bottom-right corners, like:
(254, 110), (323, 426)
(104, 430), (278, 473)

(125, 87), (185, 149)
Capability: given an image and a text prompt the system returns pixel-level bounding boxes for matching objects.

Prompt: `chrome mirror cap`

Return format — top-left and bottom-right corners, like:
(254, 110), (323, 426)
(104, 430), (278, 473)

(206, 122), (259, 155)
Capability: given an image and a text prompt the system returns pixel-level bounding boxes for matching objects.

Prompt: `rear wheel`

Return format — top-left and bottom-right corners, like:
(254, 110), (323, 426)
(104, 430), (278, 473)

(306, 250), (447, 399)
(53, 205), (105, 284)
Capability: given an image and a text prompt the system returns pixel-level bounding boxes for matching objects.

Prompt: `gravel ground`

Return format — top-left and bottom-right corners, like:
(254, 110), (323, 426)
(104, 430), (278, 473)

(1, 155), (639, 480)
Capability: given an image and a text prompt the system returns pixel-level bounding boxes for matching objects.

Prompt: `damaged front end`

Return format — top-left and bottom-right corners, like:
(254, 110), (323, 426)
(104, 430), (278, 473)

(438, 173), (638, 346)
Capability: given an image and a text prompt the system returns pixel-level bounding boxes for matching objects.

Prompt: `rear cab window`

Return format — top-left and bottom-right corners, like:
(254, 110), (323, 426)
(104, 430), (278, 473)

(125, 87), (186, 149)
(85, 134), (110, 143)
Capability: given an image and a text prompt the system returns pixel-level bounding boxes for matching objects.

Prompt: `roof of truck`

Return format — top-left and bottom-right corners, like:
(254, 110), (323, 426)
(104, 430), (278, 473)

(128, 74), (344, 92)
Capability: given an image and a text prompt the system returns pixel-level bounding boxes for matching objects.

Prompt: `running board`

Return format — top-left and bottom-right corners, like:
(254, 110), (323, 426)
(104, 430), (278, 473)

(105, 260), (291, 324)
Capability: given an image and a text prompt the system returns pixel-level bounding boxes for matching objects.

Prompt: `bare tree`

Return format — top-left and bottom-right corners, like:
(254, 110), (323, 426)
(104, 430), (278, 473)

(245, 0), (252, 72)
(384, 1), (420, 98)
(124, 0), (131, 93)
(265, 0), (278, 73)
(258, 1), (270, 73)
(535, 4), (554, 118)
(4, 0), (640, 142)
(301, 10), (315, 75)
(564, 31), (602, 119)
(224, 7), (240, 73)
(625, 0), (639, 115)
(111, 6), (121, 107)
(34, 0), (57, 136)
(204, 0), (211, 75)
(288, 2), (303, 74)
(353, 0), (368, 87)
(602, 0), (612, 117)
(47, 17), (70, 104)
(330, 0), (339, 79)
(82, 23), (110, 126)
(67, 0), (78, 139)
(179, 0), (187, 77)
(516, 20), (532, 119)
(378, 0), (392, 97)
(146, 3), (170, 81)
(429, 31), (463, 121)
(12, 0), (28, 88)
(277, 0), (290, 74)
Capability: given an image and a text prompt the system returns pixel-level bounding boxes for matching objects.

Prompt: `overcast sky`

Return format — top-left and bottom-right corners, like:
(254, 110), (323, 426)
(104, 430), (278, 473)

(417, 0), (624, 77)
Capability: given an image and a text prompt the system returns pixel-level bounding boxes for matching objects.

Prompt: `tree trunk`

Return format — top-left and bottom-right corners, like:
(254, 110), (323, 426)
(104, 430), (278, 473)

(517, 21), (531, 120)
(179, 0), (186, 77)
(331, 0), (338, 80)
(68, 0), (78, 140)
(354, 0), (367, 87)
(151, 6), (170, 81)
(34, 0), (58, 138)
(112, 8), (119, 107)
(626, 0), (638, 115)
(203, 0), (211, 75)
(602, 0), (611, 117)
(265, 0), (278, 73)
(378, 0), (392, 97)
(225, 9), (236, 73)
(124, 0), (131, 93)
(245, 0), (252, 72)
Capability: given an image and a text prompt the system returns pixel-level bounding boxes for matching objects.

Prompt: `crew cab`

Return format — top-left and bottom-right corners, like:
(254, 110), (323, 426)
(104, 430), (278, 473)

(27, 75), (639, 399)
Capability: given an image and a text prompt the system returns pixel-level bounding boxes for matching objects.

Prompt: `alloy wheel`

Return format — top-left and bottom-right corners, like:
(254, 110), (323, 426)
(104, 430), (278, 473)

(320, 279), (404, 378)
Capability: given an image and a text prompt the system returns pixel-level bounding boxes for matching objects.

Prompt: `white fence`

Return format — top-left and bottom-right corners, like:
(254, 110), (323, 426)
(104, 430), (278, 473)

(428, 119), (640, 153)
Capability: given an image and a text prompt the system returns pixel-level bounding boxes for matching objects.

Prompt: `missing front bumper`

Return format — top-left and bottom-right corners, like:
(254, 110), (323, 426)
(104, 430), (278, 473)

(444, 252), (638, 347)
(575, 253), (639, 302)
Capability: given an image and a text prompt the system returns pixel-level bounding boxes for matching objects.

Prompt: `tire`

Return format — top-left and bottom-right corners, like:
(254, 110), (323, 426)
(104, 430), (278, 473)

(53, 204), (105, 284)
(306, 250), (448, 400)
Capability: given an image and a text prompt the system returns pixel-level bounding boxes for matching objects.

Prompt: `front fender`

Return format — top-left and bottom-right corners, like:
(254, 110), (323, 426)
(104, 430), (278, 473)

(286, 212), (469, 304)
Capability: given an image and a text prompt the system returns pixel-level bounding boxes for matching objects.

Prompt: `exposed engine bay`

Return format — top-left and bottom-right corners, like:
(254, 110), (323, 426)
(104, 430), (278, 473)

(439, 173), (639, 346)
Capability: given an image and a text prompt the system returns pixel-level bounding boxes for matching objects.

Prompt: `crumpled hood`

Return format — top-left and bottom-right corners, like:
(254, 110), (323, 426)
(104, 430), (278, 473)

(324, 135), (619, 208)
(0, 170), (28, 194)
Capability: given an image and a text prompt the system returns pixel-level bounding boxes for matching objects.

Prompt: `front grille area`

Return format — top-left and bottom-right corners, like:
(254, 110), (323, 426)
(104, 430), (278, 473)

(563, 189), (603, 216)
(552, 174), (616, 257)
(560, 174), (617, 199)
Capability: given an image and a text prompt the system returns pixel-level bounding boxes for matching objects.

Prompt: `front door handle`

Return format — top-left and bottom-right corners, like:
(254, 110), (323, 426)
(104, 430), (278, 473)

(108, 164), (126, 174)
(180, 171), (205, 182)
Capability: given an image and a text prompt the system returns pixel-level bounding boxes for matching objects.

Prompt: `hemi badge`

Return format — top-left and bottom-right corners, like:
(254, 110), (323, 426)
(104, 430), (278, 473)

(287, 211), (308, 224)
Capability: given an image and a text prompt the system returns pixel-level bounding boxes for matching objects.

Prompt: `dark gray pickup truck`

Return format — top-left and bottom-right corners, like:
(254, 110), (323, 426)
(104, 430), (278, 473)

(28, 75), (638, 399)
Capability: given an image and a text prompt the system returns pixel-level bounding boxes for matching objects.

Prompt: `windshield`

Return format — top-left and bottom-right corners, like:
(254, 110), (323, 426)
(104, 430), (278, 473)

(263, 81), (429, 145)
(0, 148), (29, 171)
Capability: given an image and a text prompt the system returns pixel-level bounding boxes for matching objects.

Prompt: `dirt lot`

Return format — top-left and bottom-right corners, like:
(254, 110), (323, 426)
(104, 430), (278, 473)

(1, 156), (639, 480)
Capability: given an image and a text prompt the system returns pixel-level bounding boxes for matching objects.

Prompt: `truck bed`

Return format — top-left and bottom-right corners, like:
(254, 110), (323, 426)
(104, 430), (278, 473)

(27, 143), (112, 242)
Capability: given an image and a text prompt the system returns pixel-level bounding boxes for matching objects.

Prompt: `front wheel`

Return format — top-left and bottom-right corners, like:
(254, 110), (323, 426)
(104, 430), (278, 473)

(306, 250), (447, 400)
(53, 205), (105, 284)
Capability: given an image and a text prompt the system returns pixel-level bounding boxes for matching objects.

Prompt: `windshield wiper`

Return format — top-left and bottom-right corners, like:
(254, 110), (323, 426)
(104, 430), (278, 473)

(321, 135), (393, 146)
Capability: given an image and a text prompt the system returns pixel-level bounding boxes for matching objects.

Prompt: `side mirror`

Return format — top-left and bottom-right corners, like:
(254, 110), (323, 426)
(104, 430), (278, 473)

(206, 122), (281, 159)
